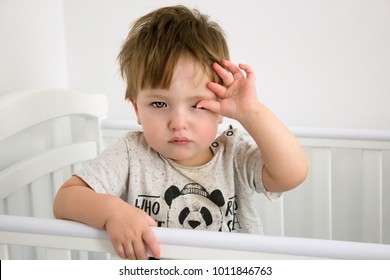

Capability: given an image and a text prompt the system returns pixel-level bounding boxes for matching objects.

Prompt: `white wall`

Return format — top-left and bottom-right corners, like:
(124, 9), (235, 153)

(0, 0), (67, 92)
(1, 0), (389, 130)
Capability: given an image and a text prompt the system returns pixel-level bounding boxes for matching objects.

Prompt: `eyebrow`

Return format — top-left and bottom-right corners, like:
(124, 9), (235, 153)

(143, 93), (168, 100)
(188, 94), (218, 101)
(143, 92), (217, 101)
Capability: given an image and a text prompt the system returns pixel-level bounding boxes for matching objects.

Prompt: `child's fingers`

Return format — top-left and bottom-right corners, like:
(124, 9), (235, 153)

(207, 81), (228, 98)
(140, 212), (160, 259)
(123, 241), (136, 260)
(212, 62), (234, 86)
(196, 99), (221, 115)
(133, 238), (148, 260)
(110, 236), (131, 259)
(143, 228), (161, 259)
(239, 63), (256, 80)
(220, 59), (245, 81)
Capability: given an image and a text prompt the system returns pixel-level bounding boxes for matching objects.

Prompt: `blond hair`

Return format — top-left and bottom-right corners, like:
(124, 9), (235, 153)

(118, 5), (230, 100)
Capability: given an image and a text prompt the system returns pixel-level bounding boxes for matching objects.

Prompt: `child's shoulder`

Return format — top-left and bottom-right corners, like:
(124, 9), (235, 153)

(122, 130), (149, 148)
(123, 130), (144, 140)
(216, 125), (250, 143)
(105, 130), (150, 154)
(213, 125), (255, 152)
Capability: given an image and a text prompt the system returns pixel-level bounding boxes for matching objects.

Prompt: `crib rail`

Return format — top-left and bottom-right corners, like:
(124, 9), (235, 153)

(1, 215), (389, 260)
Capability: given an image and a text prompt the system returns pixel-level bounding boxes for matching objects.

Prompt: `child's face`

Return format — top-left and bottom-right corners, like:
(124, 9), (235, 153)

(132, 56), (223, 167)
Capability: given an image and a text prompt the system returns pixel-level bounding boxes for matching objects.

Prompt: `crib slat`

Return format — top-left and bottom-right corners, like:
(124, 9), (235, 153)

(252, 193), (284, 236)
(283, 181), (310, 238)
(331, 149), (363, 242)
(284, 147), (332, 239)
(45, 248), (72, 260)
(263, 196), (284, 235)
(5, 187), (32, 216)
(311, 148), (332, 239)
(50, 170), (64, 200)
(30, 176), (54, 218)
(0, 244), (10, 259)
(382, 151), (390, 245)
(361, 150), (382, 243)
(0, 200), (4, 215)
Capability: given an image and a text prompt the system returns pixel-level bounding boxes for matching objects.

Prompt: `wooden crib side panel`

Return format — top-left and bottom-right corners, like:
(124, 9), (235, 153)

(280, 138), (390, 245)
(282, 146), (332, 239)
(382, 151), (390, 245)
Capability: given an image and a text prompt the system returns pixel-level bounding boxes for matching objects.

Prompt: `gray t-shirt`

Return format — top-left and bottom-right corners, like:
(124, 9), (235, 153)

(76, 127), (281, 234)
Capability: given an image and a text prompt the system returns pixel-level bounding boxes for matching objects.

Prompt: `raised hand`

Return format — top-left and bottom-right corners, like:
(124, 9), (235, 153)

(197, 60), (260, 122)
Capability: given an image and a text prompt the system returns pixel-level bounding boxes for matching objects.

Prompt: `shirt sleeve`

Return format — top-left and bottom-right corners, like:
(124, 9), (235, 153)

(75, 136), (130, 197)
(232, 129), (282, 201)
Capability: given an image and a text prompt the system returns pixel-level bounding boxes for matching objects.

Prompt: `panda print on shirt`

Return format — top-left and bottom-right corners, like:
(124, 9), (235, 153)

(164, 183), (225, 231)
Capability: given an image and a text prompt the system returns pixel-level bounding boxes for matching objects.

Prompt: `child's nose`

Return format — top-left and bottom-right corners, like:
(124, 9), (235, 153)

(168, 109), (188, 130)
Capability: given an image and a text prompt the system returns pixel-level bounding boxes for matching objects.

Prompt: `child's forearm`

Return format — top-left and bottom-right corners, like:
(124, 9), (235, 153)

(53, 181), (125, 230)
(53, 177), (160, 260)
(239, 103), (308, 192)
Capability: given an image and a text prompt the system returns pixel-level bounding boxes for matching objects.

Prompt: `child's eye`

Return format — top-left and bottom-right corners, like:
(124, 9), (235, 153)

(193, 101), (205, 110)
(152, 102), (167, 108)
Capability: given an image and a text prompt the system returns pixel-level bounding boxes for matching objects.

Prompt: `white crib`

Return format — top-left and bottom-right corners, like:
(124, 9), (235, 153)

(1, 89), (389, 260)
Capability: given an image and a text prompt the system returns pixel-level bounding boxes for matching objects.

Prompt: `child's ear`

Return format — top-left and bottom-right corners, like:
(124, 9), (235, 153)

(131, 99), (141, 125)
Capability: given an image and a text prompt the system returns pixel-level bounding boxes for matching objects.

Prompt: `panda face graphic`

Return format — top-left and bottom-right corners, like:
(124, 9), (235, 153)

(179, 205), (213, 229)
(164, 183), (225, 231)
(176, 196), (215, 230)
